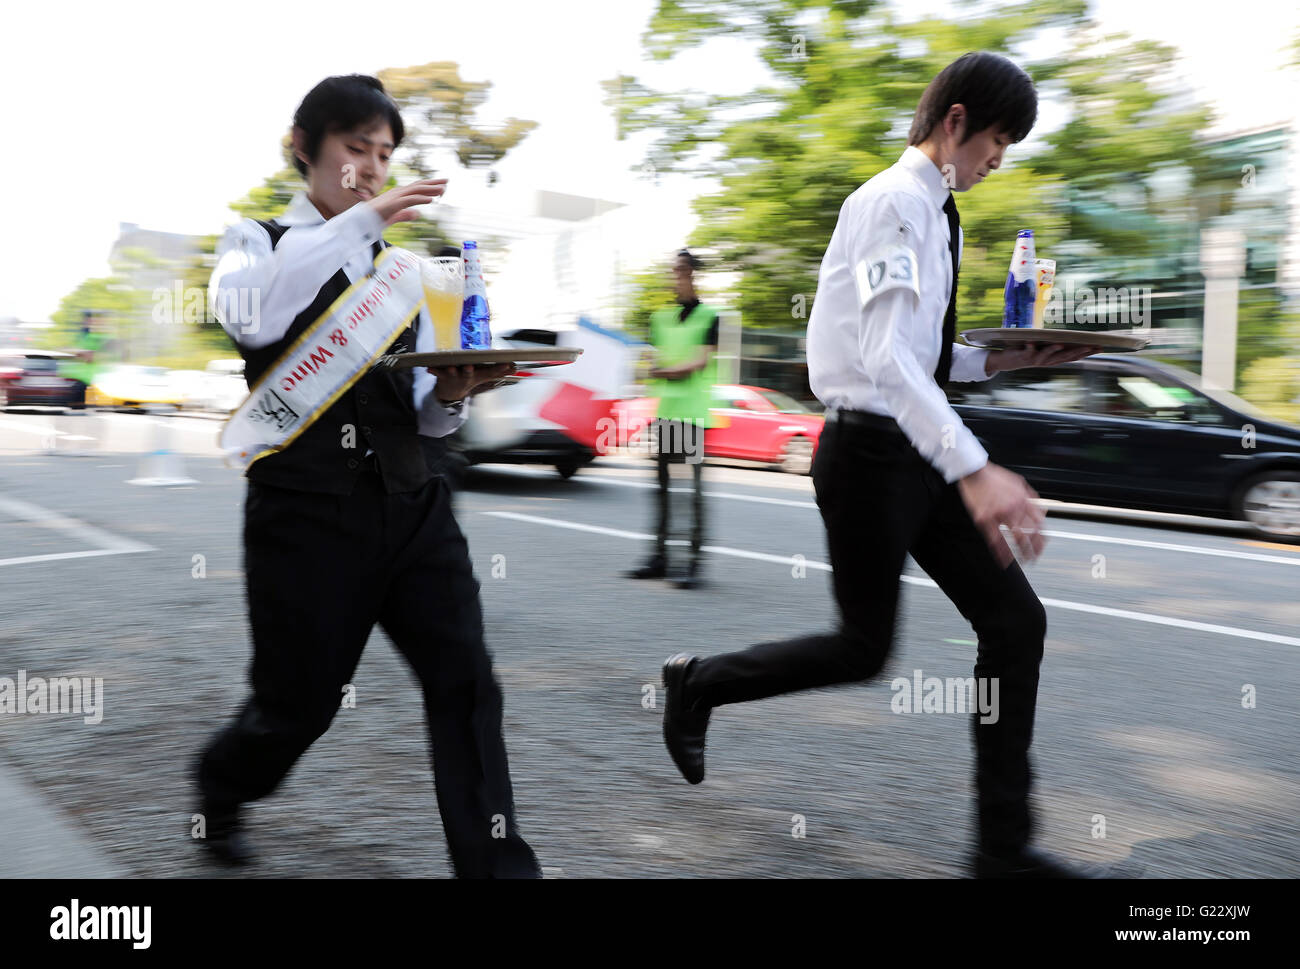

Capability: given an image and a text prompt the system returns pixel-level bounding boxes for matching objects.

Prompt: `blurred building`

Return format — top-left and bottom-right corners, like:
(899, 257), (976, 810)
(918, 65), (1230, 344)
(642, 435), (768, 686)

(1053, 120), (1297, 377)
(0, 316), (55, 350)
(108, 222), (203, 361)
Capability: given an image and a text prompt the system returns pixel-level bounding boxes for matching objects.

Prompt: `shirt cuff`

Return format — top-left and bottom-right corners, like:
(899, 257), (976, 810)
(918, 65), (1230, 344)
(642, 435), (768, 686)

(336, 200), (385, 249)
(949, 344), (993, 382)
(418, 395), (468, 437)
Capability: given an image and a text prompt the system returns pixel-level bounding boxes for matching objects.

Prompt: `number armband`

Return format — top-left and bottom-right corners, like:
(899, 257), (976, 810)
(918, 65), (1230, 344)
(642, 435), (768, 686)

(854, 243), (921, 310)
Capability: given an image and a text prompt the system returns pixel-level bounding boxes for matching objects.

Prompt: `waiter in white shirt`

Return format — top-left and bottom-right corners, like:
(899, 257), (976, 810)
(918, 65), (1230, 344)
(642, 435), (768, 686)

(661, 52), (1116, 878)
(193, 74), (540, 878)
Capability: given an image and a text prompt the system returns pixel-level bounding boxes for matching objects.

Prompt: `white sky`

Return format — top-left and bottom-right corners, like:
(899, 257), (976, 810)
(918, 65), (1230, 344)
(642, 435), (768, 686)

(1, 0), (1296, 321)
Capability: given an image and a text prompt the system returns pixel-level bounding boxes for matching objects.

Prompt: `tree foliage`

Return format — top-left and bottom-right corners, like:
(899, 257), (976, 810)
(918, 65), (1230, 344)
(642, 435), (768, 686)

(607, 0), (1219, 332)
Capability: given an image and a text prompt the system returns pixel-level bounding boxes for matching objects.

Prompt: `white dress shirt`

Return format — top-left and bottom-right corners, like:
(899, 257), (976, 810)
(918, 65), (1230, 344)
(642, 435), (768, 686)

(806, 146), (993, 483)
(209, 191), (468, 440)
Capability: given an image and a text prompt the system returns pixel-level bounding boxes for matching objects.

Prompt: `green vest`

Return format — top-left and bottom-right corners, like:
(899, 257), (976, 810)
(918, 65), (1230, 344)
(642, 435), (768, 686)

(60, 331), (110, 386)
(650, 303), (718, 426)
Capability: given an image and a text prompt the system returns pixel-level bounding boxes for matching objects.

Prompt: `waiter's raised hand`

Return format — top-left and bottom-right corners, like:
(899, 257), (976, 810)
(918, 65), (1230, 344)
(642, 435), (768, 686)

(957, 462), (1046, 568)
(368, 178), (448, 226)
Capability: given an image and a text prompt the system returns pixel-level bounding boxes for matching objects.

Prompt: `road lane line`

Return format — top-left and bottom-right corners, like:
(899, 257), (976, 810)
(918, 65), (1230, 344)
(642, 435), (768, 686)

(0, 549), (151, 568)
(1035, 528), (1300, 566)
(94, 413), (222, 435)
(484, 510), (1300, 648)
(478, 466), (1300, 565)
(0, 417), (82, 439)
(0, 494), (155, 566)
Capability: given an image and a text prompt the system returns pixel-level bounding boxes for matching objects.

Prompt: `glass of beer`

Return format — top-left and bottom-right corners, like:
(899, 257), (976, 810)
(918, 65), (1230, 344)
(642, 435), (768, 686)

(1032, 258), (1056, 329)
(421, 257), (464, 350)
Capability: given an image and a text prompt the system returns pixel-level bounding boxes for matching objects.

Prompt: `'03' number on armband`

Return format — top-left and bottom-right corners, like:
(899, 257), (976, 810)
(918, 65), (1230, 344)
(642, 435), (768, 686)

(854, 244), (921, 309)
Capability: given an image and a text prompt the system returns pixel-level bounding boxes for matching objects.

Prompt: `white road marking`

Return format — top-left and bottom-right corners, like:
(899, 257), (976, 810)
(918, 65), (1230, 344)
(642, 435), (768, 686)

(94, 412), (222, 435)
(484, 510), (1300, 648)
(1037, 528), (1300, 566)
(478, 465), (1300, 565)
(0, 417), (81, 439)
(0, 494), (154, 567)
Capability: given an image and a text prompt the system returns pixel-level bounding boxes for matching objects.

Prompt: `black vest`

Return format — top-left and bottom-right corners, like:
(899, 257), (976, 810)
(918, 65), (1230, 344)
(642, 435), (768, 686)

(235, 219), (433, 495)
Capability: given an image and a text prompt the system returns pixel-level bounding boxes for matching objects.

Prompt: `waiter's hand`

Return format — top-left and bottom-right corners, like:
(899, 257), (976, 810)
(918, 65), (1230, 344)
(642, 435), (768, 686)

(957, 462), (1046, 568)
(427, 362), (515, 401)
(985, 343), (1101, 375)
(368, 178), (448, 226)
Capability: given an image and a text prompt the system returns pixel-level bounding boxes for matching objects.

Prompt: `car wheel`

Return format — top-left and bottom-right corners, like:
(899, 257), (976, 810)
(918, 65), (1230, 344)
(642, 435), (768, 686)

(778, 436), (815, 475)
(555, 459), (580, 479)
(1234, 471), (1300, 541)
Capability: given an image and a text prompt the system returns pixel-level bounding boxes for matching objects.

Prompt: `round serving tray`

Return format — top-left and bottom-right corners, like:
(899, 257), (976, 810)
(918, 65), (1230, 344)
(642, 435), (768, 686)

(376, 347), (584, 369)
(960, 328), (1149, 352)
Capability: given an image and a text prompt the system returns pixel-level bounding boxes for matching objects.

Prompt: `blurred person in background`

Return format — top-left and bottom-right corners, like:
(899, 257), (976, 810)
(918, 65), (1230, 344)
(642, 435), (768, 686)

(624, 249), (719, 589)
(61, 309), (114, 409)
(193, 73), (537, 878)
(660, 52), (1125, 878)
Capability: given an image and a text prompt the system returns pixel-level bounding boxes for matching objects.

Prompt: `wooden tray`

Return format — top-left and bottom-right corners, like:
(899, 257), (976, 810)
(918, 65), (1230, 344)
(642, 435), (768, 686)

(961, 328), (1149, 352)
(377, 347), (583, 370)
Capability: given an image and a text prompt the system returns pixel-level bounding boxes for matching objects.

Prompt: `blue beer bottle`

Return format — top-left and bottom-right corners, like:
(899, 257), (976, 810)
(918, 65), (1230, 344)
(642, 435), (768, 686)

(460, 241), (492, 350)
(1002, 230), (1036, 328)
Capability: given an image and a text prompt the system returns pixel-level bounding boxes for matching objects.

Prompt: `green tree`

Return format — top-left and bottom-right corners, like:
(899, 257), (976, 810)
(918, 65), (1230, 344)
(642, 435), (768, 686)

(607, 0), (1219, 335)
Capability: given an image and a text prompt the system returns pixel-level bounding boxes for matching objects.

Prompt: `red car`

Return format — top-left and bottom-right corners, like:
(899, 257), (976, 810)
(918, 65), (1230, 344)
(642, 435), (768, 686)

(613, 384), (824, 474)
(0, 350), (82, 408)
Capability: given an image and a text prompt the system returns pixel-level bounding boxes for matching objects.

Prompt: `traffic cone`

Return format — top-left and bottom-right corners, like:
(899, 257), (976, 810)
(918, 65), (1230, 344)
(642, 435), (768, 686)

(128, 406), (197, 486)
(47, 408), (99, 457)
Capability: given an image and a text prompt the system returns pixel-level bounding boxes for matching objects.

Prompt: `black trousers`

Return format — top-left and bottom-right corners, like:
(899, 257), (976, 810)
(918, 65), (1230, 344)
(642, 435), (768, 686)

(197, 466), (540, 878)
(651, 418), (705, 569)
(687, 414), (1047, 853)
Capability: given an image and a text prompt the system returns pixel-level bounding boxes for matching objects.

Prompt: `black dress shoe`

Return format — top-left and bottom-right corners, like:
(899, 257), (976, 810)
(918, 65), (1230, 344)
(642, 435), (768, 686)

(670, 562), (704, 590)
(662, 653), (710, 784)
(972, 844), (1132, 879)
(624, 557), (667, 579)
(195, 801), (255, 866)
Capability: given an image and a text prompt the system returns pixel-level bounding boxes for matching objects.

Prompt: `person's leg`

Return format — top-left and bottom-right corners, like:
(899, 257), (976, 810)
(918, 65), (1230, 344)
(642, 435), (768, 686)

(656, 419), (672, 561)
(685, 420), (935, 707)
(197, 478), (382, 812)
(377, 477), (541, 878)
(689, 422), (705, 573)
(906, 471), (1047, 856)
(627, 419), (671, 577)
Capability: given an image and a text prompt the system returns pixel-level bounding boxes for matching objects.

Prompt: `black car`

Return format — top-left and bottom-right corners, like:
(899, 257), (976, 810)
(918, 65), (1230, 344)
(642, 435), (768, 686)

(946, 354), (1300, 540)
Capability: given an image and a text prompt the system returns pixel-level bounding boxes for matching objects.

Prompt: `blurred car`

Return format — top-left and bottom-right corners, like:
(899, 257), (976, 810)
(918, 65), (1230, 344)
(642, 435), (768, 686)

(196, 359), (248, 413)
(171, 370), (213, 411)
(85, 365), (185, 410)
(613, 384), (825, 474)
(946, 354), (1300, 540)
(0, 350), (81, 407)
(444, 322), (641, 479)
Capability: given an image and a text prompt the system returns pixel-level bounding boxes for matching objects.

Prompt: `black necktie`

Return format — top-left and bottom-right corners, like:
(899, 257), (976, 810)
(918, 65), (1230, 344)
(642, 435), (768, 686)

(935, 194), (959, 386)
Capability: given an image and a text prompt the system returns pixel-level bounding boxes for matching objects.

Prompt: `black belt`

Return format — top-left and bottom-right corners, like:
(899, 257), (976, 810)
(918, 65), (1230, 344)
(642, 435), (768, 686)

(826, 409), (904, 435)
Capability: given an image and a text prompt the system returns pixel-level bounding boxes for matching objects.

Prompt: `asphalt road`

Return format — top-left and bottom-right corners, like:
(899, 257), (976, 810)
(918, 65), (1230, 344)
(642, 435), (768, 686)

(1, 409), (1297, 878)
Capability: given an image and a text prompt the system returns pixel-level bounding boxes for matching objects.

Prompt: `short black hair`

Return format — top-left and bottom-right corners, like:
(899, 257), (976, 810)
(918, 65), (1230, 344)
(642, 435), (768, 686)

(907, 52), (1037, 147)
(676, 249), (703, 271)
(291, 75), (405, 177)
